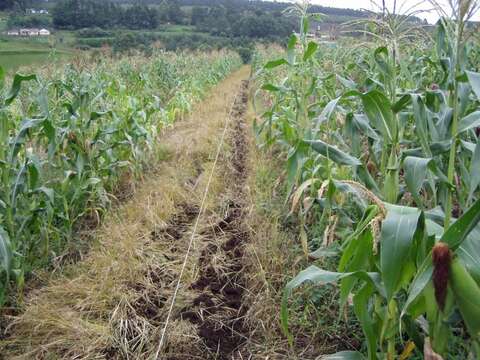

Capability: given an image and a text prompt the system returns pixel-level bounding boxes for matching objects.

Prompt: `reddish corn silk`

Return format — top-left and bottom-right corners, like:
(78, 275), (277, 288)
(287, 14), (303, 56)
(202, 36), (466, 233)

(432, 242), (451, 310)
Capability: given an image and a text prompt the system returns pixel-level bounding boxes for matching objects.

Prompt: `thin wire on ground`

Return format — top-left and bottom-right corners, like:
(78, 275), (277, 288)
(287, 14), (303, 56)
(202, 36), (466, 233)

(153, 93), (239, 359)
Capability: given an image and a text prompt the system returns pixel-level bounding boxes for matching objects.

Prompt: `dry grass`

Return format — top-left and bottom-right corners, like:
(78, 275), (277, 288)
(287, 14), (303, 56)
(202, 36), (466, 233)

(0, 66), (250, 359)
(240, 104), (361, 359)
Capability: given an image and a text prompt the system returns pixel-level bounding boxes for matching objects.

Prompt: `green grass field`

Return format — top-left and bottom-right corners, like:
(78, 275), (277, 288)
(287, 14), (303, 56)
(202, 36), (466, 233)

(0, 49), (69, 73)
(0, 31), (74, 73)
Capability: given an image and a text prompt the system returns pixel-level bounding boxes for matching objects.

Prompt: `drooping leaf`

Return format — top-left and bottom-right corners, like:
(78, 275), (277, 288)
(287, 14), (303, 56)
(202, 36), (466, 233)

(410, 94), (430, 156)
(0, 66), (4, 90)
(281, 265), (382, 341)
(305, 139), (362, 166)
(403, 156), (431, 200)
(5, 73), (37, 106)
(380, 205), (422, 300)
(401, 257), (433, 318)
(458, 227), (480, 284)
(322, 351), (366, 360)
(0, 228), (12, 282)
(261, 84), (280, 92)
(303, 41), (318, 61)
(287, 34), (297, 64)
(458, 111), (480, 134)
(374, 46), (392, 78)
(352, 114), (380, 140)
(35, 187), (55, 204)
(467, 138), (480, 204)
(361, 90), (395, 143)
(314, 97), (340, 130)
(353, 283), (377, 360)
(449, 258), (480, 337)
(264, 58), (288, 69)
(441, 197), (480, 250)
(337, 75), (357, 89)
(466, 70), (480, 99)
(391, 94), (411, 113)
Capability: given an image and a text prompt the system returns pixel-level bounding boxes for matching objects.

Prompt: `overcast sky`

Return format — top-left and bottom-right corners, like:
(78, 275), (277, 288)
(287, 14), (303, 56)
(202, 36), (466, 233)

(309, 0), (480, 24)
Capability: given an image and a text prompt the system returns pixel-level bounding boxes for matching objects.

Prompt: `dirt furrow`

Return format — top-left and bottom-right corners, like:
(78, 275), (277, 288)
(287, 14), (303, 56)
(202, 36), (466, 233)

(164, 80), (251, 360)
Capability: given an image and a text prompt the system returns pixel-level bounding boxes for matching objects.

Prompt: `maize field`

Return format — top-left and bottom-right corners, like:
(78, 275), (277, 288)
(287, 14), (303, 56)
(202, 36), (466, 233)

(0, 50), (241, 304)
(254, 1), (480, 359)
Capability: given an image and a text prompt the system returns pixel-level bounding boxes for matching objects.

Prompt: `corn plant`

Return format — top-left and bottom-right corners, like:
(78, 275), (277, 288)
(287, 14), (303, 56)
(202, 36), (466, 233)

(255, 1), (480, 358)
(0, 50), (241, 304)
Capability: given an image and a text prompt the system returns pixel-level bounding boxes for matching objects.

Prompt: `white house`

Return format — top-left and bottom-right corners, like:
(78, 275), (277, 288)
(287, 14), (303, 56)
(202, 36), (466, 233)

(6, 28), (51, 36)
(29, 9), (49, 14)
(20, 28), (39, 36)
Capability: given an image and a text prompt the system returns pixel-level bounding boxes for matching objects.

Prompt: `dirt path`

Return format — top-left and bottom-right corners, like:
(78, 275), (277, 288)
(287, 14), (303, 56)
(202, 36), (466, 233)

(0, 67), (253, 359)
(173, 80), (251, 359)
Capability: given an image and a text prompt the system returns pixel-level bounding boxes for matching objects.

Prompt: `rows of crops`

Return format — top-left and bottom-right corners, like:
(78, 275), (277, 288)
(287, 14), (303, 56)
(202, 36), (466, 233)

(255, 2), (480, 359)
(0, 50), (241, 303)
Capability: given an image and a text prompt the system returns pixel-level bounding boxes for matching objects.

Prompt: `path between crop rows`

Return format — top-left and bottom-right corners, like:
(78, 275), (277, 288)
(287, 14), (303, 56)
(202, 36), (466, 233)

(1, 66), (254, 359)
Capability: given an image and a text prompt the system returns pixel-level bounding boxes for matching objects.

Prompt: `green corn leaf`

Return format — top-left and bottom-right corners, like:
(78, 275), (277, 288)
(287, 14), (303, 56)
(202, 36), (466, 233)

(5, 73), (37, 106)
(467, 138), (480, 204)
(264, 58), (288, 69)
(410, 94), (431, 156)
(337, 75), (357, 89)
(374, 46), (392, 77)
(458, 227), (480, 284)
(380, 205), (422, 300)
(361, 90), (395, 143)
(403, 156), (431, 202)
(0, 66), (4, 91)
(449, 257), (480, 338)
(339, 230), (374, 307)
(352, 114), (380, 140)
(357, 165), (381, 194)
(281, 265), (383, 342)
(287, 34), (297, 65)
(403, 140), (452, 157)
(322, 351), (366, 360)
(35, 187), (55, 204)
(314, 97), (340, 130)
(305, 139), (362, 166)
(466, 70), (480, 99)
(458, 111), (480, 134)
(261, 84), (280, 92)
(303, 41), (318, 61)
(403, 199), (480, 317)
(9, 119), (44, 162)
(0, 228), (12, 282)
(353, 283), (377, 360)
(441, 198), (480, 250)
(401, 256), (433, 318)
(391, 94), (411, 113)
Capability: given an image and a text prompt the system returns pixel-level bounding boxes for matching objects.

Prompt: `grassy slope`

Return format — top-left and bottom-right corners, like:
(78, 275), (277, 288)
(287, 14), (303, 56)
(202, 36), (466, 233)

(0, 31), (74, 73)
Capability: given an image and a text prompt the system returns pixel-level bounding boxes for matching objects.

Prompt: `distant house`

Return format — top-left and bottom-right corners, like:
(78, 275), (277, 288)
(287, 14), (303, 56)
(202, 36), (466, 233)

(20, 28), (39, 36)
(28, 9), (49, 14)
(6, 28), (51, 37)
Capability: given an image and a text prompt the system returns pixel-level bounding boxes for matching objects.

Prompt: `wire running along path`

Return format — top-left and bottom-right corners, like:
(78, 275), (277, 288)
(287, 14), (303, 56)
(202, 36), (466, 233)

(154, 92), (240, 359)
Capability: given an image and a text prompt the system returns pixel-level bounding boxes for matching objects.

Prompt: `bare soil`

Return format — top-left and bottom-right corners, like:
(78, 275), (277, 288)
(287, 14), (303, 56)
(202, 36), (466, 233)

(164, 80), (251, 360)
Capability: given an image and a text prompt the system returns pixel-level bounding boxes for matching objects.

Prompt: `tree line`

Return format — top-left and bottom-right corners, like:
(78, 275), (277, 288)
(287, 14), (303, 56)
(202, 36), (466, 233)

(49, 0), (295, 39)
(52, 0), (161, 29)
